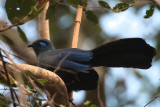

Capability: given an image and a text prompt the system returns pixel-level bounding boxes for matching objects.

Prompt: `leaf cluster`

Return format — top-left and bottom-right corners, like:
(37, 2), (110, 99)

(2, 0), (156, 32)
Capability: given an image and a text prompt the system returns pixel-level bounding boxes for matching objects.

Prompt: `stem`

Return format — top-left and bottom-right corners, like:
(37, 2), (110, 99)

(70, 5), (83, 105)
(72, 5), (83, 48)
(38, 2), (50, 40)
(0, 50), (16, 107)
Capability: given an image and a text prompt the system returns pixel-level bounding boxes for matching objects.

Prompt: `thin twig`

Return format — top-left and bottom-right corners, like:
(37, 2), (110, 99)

(0, 24), (17, 32)
(13, 89), (20, 104)
(0, 50), (16, 107)
(144, 95), (160, 107)
(144, 85), (160, 107)
(70, 5), (83, 104)
(0, 48), (76, 75)
(53, 52), (71, 73)
(0, 96), (19, 106)
(97, 82), (105, 107)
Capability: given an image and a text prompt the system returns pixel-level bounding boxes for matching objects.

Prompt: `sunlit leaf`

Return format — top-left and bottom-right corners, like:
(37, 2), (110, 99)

(144, 5), (155, 19)
(2, 34), (14, 45)
(112, 3), (129, 13)
(85, 10), (98, 24)
(37, 79), (48, 84)
(84, 100), (91, 105)
(98, 1), (111, 9)
(9, 77), (15, 85)
(17, 26), (28, 43)
(0, 74), (16, 87)
(22, 86), (32, 96)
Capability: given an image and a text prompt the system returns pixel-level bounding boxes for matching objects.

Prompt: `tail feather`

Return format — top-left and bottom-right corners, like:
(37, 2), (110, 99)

(91, 38), (156, 69)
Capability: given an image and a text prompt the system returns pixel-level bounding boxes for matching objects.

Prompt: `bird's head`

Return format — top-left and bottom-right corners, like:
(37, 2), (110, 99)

(28, 39), (55, 56)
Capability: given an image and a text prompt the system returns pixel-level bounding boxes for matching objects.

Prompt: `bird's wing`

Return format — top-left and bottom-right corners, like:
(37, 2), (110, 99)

(38, 48), (93, 73)
(57, 48), (93, 73)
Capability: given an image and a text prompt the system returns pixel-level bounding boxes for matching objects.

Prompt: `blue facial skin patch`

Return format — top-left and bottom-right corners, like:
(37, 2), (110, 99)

(39, 42), (47, 47)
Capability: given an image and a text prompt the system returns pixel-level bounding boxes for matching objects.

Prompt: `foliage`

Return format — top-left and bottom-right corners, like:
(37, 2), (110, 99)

(85, 11), (98, 24)
(84, 100), (97, 107)
(17, 26), (28, 43)
(112, 3), (130, 13)
(5, 0), (47, 25)
(98, 1), (111, 9)
(2, 34), (14, 45)
(144, 4), (155, 18)
(2, 0), (156, 30)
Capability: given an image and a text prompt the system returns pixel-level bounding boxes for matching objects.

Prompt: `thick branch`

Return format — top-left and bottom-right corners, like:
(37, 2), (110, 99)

(38, 2), (50, 40)
(0, 62), (70, 106)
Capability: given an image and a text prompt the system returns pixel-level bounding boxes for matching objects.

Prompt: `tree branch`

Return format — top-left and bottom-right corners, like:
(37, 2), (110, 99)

(0, 51), (16, 107)
(72, 5), (83, 48)
(0, 62), (70, 106)
(38, 2), (50, 40)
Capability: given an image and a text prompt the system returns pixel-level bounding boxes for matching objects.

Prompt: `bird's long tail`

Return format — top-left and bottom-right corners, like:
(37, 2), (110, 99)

(91, 38), (156, 69)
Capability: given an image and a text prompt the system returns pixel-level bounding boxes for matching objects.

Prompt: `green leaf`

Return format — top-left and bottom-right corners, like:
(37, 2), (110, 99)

(112, 3), (129, 13)
(46, 3), (56, 19)
(131, 0), (135, 3)
(5, 0), (45, 24)
(67, 0), (88, 8)
(84, 100), (91, 106)
(26, 70), (34, 77)
(17, 27), (28, 43)
(28, 83), (37, 93)
(28, 5), (45, 20)
(9, 77), (16, 85)
(39, 100), (42, 106)
(67, 0), (78, 6)
(2, 34), (14, 45)
(85, 10), (98, 24)
(144, 5), (155, 19)
(90, 104), (97, 107)
(37, 79), (48, 84)
(98, 1), (111, 9)
(0, 75), (16, 87)
(33, 102), (39, 107)
(28, 83), (34, 90)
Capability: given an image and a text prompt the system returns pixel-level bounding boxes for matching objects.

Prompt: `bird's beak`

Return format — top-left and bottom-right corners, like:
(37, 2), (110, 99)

(28, 44), (33, 47)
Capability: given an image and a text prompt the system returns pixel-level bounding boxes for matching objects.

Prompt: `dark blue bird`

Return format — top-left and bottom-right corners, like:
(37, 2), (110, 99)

(28, 38), (156, 94)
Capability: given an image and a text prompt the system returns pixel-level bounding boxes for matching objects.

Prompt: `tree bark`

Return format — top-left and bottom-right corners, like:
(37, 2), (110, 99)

(0, 62), (70, 106)
(72, 5), (83, 48)
(38, 2), (50, 40)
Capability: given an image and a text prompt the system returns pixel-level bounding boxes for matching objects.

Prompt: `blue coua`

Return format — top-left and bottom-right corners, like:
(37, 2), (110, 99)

(28, 38), (156, 95)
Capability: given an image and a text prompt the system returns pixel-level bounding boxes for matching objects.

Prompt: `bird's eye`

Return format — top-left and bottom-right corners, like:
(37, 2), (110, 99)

(38, 42), (47, 47)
